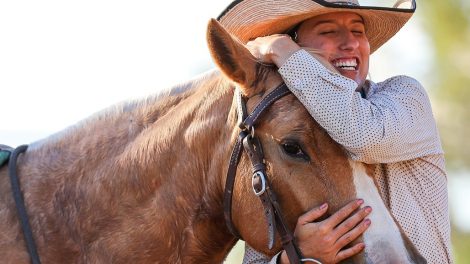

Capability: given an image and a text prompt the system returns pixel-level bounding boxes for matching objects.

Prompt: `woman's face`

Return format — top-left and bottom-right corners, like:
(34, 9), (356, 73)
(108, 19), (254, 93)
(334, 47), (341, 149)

(296, 12), (370, 86)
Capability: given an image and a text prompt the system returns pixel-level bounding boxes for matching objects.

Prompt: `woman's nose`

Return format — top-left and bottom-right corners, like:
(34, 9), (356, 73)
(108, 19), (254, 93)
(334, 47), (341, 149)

(339, 30), (360, 51)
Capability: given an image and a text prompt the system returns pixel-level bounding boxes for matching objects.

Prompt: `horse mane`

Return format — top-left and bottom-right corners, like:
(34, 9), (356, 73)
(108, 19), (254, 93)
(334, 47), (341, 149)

(29, 69), (226, 151)
(22, 69), (235, 207)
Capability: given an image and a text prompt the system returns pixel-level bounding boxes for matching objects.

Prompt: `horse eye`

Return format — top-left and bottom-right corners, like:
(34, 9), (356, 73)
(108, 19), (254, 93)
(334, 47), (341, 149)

(281, 142), (309, 161)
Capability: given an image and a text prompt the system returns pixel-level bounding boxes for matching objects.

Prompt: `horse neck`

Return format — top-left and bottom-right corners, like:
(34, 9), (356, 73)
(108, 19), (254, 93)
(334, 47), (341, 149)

(122, 72), (239, 262)
(19, 70), (239, 263)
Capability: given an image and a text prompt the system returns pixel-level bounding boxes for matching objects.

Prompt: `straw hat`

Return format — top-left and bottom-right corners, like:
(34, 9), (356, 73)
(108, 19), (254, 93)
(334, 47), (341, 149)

(217, 0), (416, 54)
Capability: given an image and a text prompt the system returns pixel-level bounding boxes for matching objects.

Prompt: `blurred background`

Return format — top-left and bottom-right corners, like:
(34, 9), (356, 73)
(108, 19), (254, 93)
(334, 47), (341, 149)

(0, 0), (468, 262)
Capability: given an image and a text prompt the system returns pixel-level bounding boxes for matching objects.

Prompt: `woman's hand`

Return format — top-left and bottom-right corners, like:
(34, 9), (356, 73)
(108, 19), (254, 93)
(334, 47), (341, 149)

(246, 35), (301, 67)
(245, 35), (337, 72)
(279, 199), (372, 264)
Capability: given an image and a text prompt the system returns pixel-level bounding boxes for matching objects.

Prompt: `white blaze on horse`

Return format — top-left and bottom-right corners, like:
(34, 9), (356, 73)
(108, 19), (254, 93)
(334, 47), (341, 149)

(0, 20), (425, 264)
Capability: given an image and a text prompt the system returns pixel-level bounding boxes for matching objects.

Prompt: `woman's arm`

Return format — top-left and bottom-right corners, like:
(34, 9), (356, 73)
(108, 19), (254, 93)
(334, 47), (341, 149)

(278, 49), (443, 163)
(246, 35), (443, 164)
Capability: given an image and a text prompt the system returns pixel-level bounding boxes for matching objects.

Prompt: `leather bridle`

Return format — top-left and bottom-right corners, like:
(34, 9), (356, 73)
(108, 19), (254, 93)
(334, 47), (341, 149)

(223, 83), (319, 264)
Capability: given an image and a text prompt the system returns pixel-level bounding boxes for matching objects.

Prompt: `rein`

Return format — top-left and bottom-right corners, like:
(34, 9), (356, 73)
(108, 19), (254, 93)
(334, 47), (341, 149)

(3, 145), (42, 264)
(223, 83), (315, 264)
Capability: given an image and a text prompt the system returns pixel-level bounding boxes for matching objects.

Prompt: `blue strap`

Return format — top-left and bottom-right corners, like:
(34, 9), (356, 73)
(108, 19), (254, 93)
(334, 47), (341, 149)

(0, 150), (10, 167)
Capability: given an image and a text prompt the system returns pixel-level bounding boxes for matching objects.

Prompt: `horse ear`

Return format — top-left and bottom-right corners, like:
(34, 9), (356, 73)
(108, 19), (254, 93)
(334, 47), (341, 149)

(206, 19), (258, 91)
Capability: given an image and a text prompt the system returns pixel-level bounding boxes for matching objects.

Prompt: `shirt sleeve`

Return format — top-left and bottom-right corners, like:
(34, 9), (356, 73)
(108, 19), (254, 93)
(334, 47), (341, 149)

(278, 49), (443, 164)
(242, 244), (280, 264)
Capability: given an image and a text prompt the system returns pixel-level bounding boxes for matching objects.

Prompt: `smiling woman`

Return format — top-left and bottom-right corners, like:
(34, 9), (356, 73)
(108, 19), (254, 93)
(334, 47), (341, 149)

(295, 12), (370, 86)
(218, 0), (452, 263)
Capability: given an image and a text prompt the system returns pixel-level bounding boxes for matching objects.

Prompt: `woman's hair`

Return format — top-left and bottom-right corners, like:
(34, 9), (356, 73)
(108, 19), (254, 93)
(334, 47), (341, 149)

(286, 23), (301, 42)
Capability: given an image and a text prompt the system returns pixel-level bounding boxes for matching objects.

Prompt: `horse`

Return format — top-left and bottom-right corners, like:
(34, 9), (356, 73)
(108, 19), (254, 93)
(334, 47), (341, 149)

(0, 19), (425, 263)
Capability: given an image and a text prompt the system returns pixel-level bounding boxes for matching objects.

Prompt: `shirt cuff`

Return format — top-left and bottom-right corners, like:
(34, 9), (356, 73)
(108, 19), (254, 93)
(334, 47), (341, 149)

(270, 251), (282, 264)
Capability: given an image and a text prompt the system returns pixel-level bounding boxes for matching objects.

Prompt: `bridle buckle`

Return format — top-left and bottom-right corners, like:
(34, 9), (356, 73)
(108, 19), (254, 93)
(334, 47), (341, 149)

(252, 171), (266, 196)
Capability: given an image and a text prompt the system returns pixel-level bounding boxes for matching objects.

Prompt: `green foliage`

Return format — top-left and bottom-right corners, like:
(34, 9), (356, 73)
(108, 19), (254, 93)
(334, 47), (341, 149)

(418, 1), (470, 262)
(418, 0), (470, 169)
(452, 226), (470, 264)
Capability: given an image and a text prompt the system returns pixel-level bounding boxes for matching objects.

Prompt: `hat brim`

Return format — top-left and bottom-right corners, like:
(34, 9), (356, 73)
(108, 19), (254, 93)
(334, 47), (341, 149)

(218, 0), (414, 54)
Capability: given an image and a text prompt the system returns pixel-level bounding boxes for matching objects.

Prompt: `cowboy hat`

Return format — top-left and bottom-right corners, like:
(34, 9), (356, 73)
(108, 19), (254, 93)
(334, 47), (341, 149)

(217, 0), (416, 53)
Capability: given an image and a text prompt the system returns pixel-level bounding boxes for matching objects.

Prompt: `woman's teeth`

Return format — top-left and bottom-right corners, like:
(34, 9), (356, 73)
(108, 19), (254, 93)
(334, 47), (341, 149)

(333, 59), (357, 70)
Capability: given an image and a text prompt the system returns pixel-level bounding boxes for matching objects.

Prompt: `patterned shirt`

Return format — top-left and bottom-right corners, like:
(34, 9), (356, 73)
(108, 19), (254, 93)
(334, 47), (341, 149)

(242, 50), (452, 264)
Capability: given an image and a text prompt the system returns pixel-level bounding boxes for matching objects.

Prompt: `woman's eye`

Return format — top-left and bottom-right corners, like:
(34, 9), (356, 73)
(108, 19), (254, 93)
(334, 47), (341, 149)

(320, 31), (336, 35)
(282, 142), (309, 161)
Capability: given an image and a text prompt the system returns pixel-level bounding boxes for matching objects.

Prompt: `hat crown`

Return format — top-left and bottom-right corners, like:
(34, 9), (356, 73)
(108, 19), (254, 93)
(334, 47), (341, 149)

(218, 0), (415, 54)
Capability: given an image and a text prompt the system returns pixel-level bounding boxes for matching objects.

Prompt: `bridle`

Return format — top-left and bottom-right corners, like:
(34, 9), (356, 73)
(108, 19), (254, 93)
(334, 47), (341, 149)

(223, 83), (321, 264)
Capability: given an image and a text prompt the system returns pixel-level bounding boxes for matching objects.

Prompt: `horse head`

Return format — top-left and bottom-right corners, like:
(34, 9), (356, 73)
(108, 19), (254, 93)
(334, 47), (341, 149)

(207, 19), (425, 264)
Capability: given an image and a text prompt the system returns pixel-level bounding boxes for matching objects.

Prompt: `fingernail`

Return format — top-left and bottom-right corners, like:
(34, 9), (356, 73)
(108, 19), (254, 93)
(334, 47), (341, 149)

(320, 203), (328, 210)
(365, 206), (372, 213)
(364, 219), (371, 226)
(357, 199), (364, 205)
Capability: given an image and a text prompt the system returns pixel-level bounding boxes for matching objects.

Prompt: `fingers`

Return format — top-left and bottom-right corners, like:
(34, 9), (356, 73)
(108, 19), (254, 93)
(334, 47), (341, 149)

(325, 199), (364, 229)
(335, 218), (371, 249)
(335, 242), (366, 262)
(245, 35), (300, 66)
(293, 200), (371, 263)
(297, 203), (329, 225)
(247, 34), (292, 43)
(333, 206), (372, 239)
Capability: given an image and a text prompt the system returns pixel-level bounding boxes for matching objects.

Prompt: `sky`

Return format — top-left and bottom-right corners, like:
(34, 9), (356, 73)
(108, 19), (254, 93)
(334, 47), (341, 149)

(0, 1), (231, 140)
(1, 1), (469, 232)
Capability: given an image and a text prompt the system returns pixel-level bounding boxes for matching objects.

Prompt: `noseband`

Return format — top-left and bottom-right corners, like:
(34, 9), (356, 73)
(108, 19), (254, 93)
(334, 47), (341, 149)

(223, 83), (316, 264)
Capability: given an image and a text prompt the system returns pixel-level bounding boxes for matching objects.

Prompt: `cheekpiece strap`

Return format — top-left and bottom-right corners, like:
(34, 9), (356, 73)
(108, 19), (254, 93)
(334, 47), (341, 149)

(225, 83), (305, 263)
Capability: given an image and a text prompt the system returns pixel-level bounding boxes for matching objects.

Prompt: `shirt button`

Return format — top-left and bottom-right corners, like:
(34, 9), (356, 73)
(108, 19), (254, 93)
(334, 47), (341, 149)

(292, 78), (303, 86)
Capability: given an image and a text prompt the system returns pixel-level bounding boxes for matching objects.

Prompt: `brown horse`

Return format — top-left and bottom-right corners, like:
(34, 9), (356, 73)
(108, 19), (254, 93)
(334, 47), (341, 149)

(0, 19), (425, 263)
